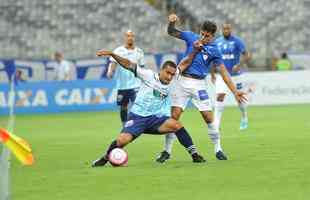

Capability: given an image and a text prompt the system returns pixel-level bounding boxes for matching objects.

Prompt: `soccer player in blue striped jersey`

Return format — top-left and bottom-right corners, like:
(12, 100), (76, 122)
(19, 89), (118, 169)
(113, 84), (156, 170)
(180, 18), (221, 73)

(214, 23), (250, 130)
(107, 30), (145, 125)
(92, 42), (206, 167)
(156, 14), (247, 163)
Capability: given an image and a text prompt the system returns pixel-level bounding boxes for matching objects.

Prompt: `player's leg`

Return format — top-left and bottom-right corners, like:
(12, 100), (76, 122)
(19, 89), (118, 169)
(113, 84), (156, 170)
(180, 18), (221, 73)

(234, 76), (248, 130)
(156, 106), (183, 163)
(156, 80), (190, 162)
(92, 113), (144, 167)
(199, 110), (227, 160)
(156, 133), (176, 163)
(156, 118), (206, 163)
(238, 100), (248, 130)
(192, 88), (228, 160)
(214, 74), (228, 129)
(214, 93), (226, 128)
(92, 133), (134, 167)
(117, 90), (130, 125)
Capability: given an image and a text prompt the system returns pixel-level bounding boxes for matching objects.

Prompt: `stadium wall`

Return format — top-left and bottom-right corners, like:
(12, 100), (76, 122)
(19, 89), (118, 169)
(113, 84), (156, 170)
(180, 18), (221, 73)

(206, 70), (310, 106)
(0, 80), (117, 115)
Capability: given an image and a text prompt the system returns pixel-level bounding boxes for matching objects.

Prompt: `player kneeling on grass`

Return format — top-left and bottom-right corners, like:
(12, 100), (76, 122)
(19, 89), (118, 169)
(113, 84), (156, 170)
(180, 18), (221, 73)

(92, 42), (206, 167)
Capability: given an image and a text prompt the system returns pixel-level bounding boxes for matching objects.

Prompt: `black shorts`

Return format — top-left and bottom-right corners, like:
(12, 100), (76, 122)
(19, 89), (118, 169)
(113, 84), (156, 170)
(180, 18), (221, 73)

(116, 89), (137, 106)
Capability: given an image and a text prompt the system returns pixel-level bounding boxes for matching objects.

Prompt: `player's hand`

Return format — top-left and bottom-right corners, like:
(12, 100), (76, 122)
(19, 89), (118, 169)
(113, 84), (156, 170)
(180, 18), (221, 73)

(96, 49), (112, 57)
(168, 13), (179, 23)
(233, 91), (247, 104)
(232, 65), (241, 73)
(193, 40), (203, 51)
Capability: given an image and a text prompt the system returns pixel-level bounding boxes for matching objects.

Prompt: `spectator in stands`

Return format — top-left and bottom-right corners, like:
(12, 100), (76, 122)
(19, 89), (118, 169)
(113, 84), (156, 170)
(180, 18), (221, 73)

(276, 52), (292, 71)
(54, 52), (71, 81)
(15, 69), (26, 83)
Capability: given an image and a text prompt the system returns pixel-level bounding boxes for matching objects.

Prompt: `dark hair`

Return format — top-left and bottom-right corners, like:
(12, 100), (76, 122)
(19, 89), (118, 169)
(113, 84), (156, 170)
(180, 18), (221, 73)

(281, 52), (287, 59)
(161, 60), (177, 69)
(201, 20), (217, 35)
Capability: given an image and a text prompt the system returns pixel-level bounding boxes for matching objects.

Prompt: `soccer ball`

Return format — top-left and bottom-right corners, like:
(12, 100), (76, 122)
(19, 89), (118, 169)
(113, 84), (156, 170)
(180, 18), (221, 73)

(108, 148), (128, 167)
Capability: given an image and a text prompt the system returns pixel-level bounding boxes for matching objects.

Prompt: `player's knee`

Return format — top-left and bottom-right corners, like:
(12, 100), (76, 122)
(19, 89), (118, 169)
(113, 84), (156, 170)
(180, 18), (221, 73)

(217, 94), (225, 102)
(171, 107), (182, 120)
(172, 120), (183, 131)
(201, 112), (213, 124)
(117, 134), (132, 147)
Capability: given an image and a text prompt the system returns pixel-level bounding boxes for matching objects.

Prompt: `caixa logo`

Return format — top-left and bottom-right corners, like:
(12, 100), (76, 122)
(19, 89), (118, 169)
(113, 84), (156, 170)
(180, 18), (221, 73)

(0, 87), (117, 108)
(0, 90), (48, 107)
(55, 88), (116, 106)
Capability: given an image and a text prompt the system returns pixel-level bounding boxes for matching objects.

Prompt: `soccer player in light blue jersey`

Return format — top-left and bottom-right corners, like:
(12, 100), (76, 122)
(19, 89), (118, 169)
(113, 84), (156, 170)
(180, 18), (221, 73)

(156, 14), (247, 163)
(107, 30), (145, 125)
(92, 42), (206, 167)
(214, 23), (250, 130)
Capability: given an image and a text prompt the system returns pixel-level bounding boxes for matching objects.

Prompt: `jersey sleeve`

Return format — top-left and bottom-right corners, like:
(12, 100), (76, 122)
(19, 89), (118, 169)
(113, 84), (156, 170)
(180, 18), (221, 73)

(135, 65), (154, 82)
(180, 31), (195, 42)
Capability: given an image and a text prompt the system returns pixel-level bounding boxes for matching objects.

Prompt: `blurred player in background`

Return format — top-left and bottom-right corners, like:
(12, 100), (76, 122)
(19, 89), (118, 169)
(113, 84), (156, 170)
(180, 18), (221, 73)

(156, 14), (247, 163)
(214, 23), (250, 130)
(92, 43), (206, 167)
(106, 30), (145, 125)
(54, 52), (71, 81)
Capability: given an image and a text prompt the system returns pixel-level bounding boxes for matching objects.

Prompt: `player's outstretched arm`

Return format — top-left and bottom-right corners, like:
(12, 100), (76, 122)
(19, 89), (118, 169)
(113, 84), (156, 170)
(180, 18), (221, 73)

(167, 14), (182, 39)
(178, 41), (202, 72)
(218, 64), (247, 103)
(96, 49), (136, 73)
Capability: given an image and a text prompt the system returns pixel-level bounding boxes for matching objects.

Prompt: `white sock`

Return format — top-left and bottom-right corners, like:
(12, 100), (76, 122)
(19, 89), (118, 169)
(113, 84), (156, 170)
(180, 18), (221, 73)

(207, 122), (223, 153)
(238, 102), (248, 122)
(164, 133), (176, 154)
(214, 101), (225, 128)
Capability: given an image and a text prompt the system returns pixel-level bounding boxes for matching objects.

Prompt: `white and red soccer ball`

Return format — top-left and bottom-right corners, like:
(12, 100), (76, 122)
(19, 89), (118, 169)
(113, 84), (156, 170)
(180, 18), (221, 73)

(108, 148), (128, 167)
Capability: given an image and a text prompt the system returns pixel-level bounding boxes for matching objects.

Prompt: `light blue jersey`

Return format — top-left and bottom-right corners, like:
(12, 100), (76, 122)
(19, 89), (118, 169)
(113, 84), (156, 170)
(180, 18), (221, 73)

(110, 46), (145, 90)
(215, 35), (246, 76)
(130, 66), (175, 117)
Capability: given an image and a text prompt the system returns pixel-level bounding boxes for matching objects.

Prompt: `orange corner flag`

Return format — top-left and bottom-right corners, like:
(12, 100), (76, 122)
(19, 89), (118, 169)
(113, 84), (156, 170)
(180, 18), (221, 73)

(0, 128), (34, 166)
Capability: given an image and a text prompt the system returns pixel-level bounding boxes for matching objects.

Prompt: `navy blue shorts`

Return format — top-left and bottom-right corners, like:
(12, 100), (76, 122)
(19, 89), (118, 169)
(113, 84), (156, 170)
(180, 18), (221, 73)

(121, 113), (170, 137)
(117, 89), (137, 106)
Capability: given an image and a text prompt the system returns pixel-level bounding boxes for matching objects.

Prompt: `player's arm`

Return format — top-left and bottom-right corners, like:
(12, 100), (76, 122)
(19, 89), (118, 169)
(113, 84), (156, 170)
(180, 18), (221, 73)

(167, 14), (182, 39)
(96, 50), (137, 74)
(232, 51), (250, 72)
(210, 64), (216, 84)
(178, 40), (202, 72)
(106, 62), (117, 79)
(217, 64), (247, 103)
(233, 38), (250, 72)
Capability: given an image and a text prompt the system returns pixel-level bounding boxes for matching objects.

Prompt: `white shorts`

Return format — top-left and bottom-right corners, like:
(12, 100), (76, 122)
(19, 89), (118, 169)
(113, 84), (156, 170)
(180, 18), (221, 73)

(171, 75), (212, 111)
(215, 74), (245, 94)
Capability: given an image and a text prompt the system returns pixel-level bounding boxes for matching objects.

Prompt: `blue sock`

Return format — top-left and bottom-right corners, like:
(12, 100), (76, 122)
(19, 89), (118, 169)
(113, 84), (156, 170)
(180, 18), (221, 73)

(175, 127), (197, 155)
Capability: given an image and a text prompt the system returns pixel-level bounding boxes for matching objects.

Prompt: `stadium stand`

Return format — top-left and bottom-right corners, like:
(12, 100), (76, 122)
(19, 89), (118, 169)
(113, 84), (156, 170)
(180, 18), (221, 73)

(0, 0), (308, 67)
(0, 0), (183, 59)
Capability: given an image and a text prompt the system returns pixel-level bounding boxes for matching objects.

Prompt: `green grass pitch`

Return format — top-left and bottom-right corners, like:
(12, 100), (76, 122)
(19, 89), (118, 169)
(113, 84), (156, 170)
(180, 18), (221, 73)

(2, 104), (309, 200)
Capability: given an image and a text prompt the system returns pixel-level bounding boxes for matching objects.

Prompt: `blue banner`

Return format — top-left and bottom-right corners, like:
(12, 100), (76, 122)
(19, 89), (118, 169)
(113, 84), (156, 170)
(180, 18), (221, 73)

(0, 80), (117, 115)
